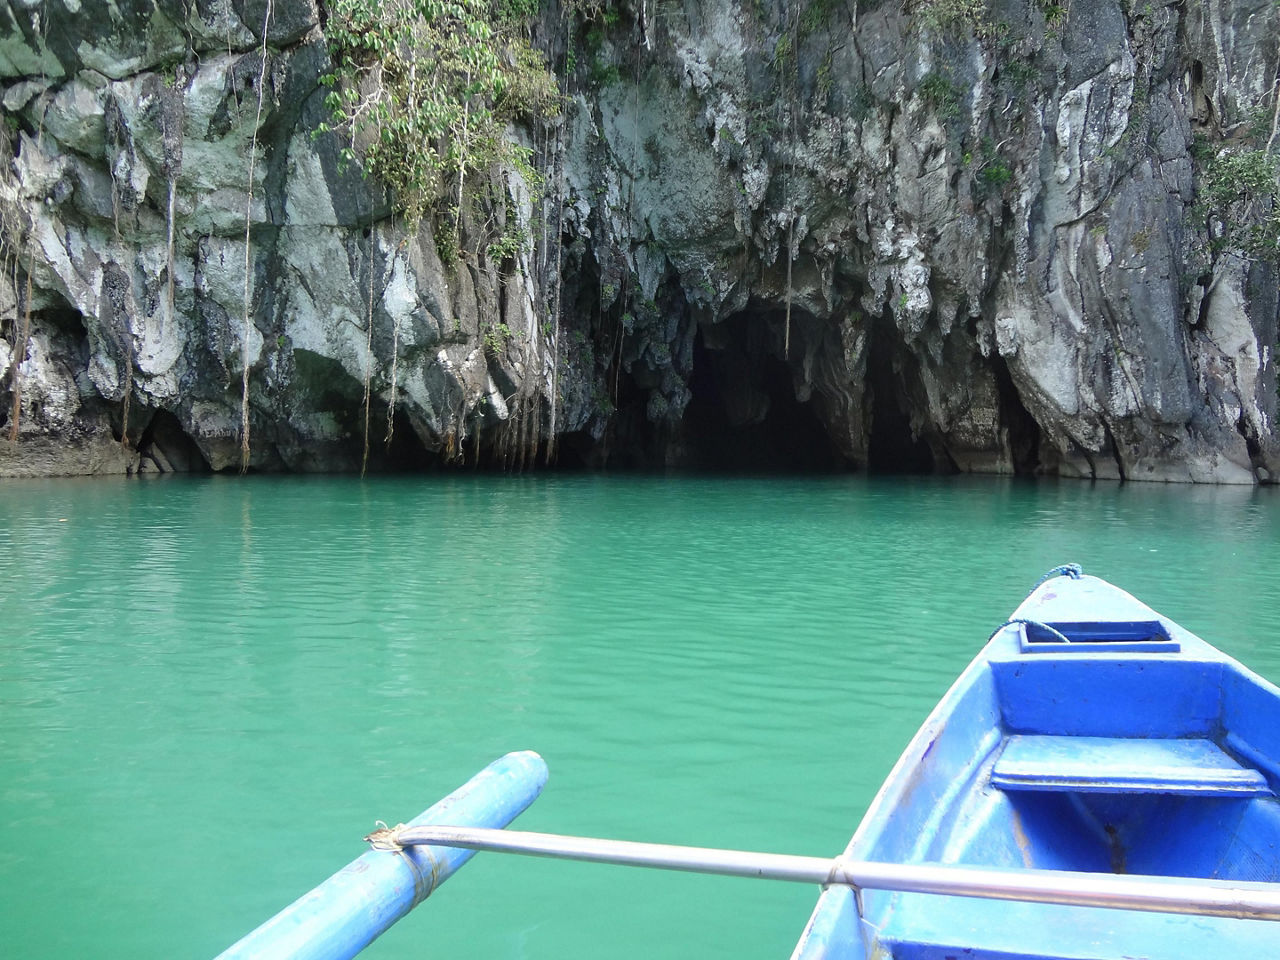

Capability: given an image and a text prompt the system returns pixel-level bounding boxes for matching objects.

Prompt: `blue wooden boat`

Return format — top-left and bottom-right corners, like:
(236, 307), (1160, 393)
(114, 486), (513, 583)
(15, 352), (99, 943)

(218, 569), (1280, 959)
(792, 567), (1280, 959)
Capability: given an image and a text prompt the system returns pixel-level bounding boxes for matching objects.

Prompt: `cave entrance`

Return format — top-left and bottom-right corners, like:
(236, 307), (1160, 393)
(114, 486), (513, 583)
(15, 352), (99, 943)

(681, 314), (849, 472)
(864, 323), (940, 475)
(137, 409), (211, 473)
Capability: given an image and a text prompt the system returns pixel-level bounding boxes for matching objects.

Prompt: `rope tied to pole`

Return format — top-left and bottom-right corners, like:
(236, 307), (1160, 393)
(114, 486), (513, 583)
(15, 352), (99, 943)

(365, 821), (408, 852)
(364, 821), (441, 905)
(825, 856), (860, 891)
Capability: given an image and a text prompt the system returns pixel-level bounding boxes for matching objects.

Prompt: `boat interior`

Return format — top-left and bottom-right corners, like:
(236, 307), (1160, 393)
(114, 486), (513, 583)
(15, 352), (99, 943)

(793, 586), (1280, 960)
(913, 649), (1280, 883)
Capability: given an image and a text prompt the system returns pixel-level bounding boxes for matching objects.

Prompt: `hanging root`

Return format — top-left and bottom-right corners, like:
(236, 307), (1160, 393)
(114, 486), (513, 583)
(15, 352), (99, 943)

(121, 351), (133, 447)
(7, 250), (34, 445)
(238, 0), (274, 473)
(385, 311), (400, 451)
(361, 224), (376, 476)
(785, 213), (793, 360)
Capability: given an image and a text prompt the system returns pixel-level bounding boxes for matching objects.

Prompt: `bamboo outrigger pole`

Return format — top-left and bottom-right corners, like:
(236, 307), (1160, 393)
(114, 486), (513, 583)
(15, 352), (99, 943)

(216, 753), (549, 960)
(370, 824), (1280, 923)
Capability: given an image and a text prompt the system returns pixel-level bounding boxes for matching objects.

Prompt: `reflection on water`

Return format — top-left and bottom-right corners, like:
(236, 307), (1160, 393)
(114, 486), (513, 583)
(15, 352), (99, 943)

(1, 474), (1277, 958)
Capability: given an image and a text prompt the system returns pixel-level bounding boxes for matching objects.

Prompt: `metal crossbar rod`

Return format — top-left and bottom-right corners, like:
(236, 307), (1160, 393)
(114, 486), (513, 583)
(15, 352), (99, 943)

(377, 825), (1280, 922)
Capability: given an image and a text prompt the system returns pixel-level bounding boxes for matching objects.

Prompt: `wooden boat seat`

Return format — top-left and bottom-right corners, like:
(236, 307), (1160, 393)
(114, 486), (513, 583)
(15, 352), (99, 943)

(991, 735), (1272, 797)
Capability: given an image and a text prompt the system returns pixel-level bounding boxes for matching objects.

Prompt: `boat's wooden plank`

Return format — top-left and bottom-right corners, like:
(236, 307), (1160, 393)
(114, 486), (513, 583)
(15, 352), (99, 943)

(991, 735), (1271, 797)
(875, 890), (1280, 960)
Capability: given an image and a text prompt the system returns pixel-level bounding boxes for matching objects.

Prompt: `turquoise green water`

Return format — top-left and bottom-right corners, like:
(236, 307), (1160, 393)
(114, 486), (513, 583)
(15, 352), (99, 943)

(2, 475), (1279, 958)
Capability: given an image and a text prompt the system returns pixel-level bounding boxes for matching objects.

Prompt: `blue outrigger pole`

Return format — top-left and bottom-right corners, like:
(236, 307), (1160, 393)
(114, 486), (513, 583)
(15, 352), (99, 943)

(215, 751), (548, 960)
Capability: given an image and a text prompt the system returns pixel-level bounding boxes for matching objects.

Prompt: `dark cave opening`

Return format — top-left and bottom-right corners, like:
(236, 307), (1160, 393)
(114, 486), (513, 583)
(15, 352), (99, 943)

(864, 322), (939, 475)
(994, 357), (1042, 475)
(137, 409), (211, 473)
(381, 408), (435, 472)
(680, 317), (849, 472)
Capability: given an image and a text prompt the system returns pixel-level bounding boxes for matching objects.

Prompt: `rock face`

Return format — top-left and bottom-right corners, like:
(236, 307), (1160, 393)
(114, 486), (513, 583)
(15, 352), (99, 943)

(0, 0), (1276, 480)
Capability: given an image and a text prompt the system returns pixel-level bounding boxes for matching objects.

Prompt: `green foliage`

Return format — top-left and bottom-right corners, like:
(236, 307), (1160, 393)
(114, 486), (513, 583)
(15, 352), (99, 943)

(495, 0), (539, 23)
(773, 32), (793, 75)
(919, 71), (962, 123)
(483, 321), (513, 353)
(1041, 0), (1067, 30)
(1001, 60), (1038, 93)
(976, 137), (1013, 193)
(318, 0), (558, 247)
(913, 0), (990, 34)
(1196, 147), (1280, 260)
(486, 222), (529, 263)
(816, 50), (835, 103)
(1245, 105), (1275, 145)
(576, 7), (623, 88)
(800, 0), (843, 34)
(588, 58), (622, 88)
(980, 158), (1012, 187)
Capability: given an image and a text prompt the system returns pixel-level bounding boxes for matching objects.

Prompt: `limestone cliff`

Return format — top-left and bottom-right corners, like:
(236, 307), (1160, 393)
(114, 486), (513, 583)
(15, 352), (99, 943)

(0, 0), (1276, 480)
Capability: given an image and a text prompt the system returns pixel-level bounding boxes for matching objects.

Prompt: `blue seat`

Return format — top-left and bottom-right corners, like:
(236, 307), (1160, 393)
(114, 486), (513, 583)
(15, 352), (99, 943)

(991, 736), (1272, 797)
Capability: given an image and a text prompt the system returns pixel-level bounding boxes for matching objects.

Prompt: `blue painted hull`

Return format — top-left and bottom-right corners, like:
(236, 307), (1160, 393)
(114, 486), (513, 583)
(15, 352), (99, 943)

(792, 574), (1280, 959)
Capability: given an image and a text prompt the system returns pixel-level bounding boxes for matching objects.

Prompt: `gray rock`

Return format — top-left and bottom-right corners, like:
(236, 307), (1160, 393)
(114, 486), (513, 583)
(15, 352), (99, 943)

(0, 0), (1275, 480)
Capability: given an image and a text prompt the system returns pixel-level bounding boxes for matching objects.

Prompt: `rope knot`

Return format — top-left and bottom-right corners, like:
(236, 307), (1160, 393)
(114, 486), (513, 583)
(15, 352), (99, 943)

(364, 820), (408, 852)
(825, 856), (860, 890)
(1033, 563), (1083, 590)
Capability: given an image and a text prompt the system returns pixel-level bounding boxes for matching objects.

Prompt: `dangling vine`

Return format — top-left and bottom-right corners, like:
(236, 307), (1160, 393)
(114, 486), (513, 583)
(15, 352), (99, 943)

(384, 258), (401, 452)
(3, 6), (50, 448)
(775, 4), (800, 360)
(7, 253), (33, 446)
(2, 116), (31, 445)
(239, 0), (274, 473)
(360, 222), (377, 475)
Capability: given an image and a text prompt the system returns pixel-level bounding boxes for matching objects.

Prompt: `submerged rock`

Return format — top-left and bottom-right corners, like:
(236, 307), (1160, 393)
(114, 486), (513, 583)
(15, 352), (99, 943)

(0, 0), (1275, 480)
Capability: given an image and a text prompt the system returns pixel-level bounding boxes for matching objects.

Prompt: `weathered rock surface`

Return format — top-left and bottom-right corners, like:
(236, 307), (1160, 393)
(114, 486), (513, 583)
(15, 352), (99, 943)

(0, 0), (1276, 480)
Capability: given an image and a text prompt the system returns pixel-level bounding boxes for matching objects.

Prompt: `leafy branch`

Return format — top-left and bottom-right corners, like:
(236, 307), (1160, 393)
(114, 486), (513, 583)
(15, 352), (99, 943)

(317, 0), (558, 257)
